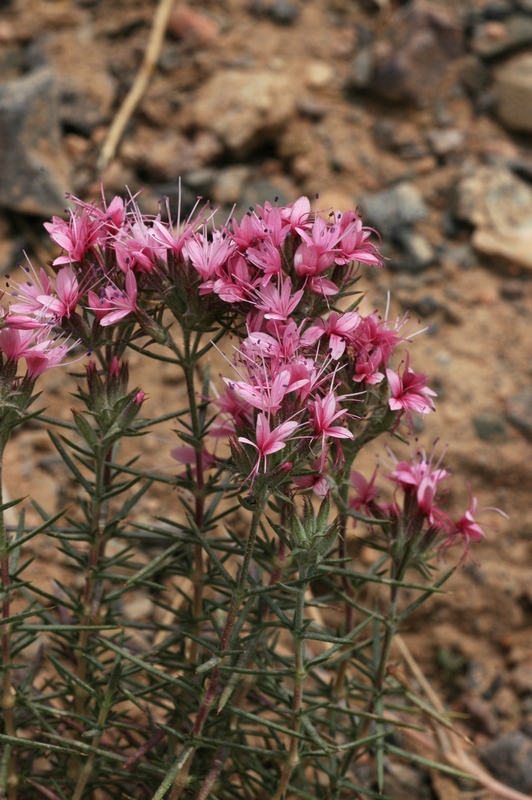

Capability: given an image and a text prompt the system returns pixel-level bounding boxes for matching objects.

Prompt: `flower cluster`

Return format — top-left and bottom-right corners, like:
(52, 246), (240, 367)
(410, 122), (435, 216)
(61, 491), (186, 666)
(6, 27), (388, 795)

(1, 187), (497, 562)
(351, 446), (507, 562)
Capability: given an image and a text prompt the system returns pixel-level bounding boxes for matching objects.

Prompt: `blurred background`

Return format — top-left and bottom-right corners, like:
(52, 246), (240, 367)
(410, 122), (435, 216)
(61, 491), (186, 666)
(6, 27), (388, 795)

(1, 0), (532, 793)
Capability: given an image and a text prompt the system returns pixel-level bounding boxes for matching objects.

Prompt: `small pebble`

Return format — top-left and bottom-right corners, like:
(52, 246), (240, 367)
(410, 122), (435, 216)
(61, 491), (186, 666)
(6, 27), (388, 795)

(411, 295), (440, 317)
(268, 0), (300, 24)
(480, 730), (532, 792)
(483, 1), (514, 20)
(168, 5), (219, 45)
(500, 279), (525, 300)
(473, 413), (509, 442)
(506, 388), (532, 440)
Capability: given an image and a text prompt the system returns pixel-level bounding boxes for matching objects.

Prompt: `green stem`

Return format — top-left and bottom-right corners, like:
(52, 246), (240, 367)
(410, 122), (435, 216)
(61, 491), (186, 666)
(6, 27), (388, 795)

(0, 440), (17, 800)
(181, 332), (206, 665)
(72, 656), (119, 800)
(348, 546), (411, 764)
(272, 567), (308, 800)
(194, 532), (290, 800)
(169, 497), (267, 800)
(75, 444), (112, 715)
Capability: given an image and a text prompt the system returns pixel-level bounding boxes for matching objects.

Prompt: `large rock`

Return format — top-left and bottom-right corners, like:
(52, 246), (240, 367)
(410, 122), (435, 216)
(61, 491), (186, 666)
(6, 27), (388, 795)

(480, 731), (532, 792)
(35, 30), (116, 136)
(0, 68), (70, 216)
(360, 182), (428, 238)
(494, 53), (532, 133)
(192, 69), (298, 156)
(456, 166), (532, 271)
(472, 15), (532, 58)
(348, 2), (464, 103)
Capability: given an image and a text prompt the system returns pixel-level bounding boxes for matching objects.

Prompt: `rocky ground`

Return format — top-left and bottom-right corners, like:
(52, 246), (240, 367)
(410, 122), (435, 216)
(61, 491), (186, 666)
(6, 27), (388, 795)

(2, 0), (532, 796)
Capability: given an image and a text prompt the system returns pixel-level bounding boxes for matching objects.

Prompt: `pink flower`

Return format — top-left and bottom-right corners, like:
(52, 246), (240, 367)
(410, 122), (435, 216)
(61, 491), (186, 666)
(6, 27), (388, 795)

(88, 271), (138, 327)
(254, 278), (304, 321)
(208, 254), (253, 302)
(279, 196), (312, 236)
(51, 266), (84, 318)
(9, 264), (84, 321)
(251, 203), (290, 248)
(352, 349), (385, 385)
(300, 214), (340, 254)
(309, 390), (354, 470)
(225, 368), (309, 415)
(238, 412), (299, 481)
(309, 391), (353, 442)
(230, 212), (265, 249)
(63, 192), (127, 239)
(294, 462), (330, 498)
(24, 336), (81, 379)
(246, 240), (283, 286)
(386, 448), (449, 523)
(8, 263), (56, 319)
(114, 218), (167, 274)
(4, 313), (49, 330)
(355, 312), (403, 366)
(442, 492), (507, 561)
(44, 208), (101, 265)
(307, 275), (340, 297)
(245, 319), (302, 363)
(294, 243), (336, 278)
(350, 468), (380, 517)
(151, 193), (206, 257)
(171, 445), (215, 477)
(0, 327), (35, 361)
(302, 311), (361, 360)
(386, 352), (436, 429)
(185, 230), (236, 281)
(333, 210), (382, 267)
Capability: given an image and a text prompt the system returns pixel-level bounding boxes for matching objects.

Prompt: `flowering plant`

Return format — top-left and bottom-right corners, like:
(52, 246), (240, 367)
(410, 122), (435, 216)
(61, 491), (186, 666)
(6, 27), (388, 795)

(0, 188), (504, 800)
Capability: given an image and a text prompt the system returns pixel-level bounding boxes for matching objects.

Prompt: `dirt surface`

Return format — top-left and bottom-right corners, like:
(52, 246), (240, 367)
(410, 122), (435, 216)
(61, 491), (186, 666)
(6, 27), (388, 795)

(1, 0), (532, 796)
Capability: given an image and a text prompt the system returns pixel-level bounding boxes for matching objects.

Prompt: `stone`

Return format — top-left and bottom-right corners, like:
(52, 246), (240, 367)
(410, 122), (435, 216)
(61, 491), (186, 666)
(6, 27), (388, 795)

(383, 763), (433, 800)
(500, 278), (525, 300)
(458, 54), (490, 97)
(121, 128), (223, 181)
(397, 231), (435, 270)
(306, 60), (334, 89)
(296, 96), (328, 120)
(347, 46), (374, 89)
(168, 4), (220, 45)
(239, 177), (294, 213)
(0, 68), (70, 216)
(456, 166), (532, 271)
(484, 1), (514, 20)
(35, 29), (116, 136)
(268, 1), (300, 24)
(473, 413), (509, 442)
(511, 660), (532, 694)
(426, 128), (465, 156)
(192, 70), (298, 156)
(365, 3), (464, 103)
(410, 295), (440, 316)
(373, 119), (427, 158)
(360, 182), (428, 238)
(472, 15), (532, 58)
(122, 591), (155, 622)
(472, 226), (532, 271)
(494, 53), (532, 133)
(480, 730), (532, 792)
(212, 166), (250, 205)
(506, 388), (532, 441)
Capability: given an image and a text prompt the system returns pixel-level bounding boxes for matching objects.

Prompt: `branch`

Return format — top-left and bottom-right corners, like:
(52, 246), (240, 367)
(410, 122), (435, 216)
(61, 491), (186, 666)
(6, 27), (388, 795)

(97, 0), (176, 172)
